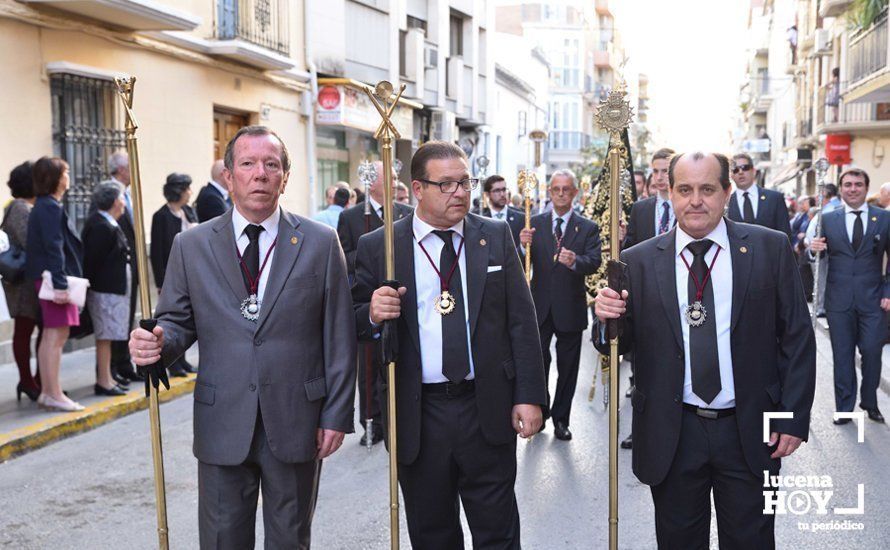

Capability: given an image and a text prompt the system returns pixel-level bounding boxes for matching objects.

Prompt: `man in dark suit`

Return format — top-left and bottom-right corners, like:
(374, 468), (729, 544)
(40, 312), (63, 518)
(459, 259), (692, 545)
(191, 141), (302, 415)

(809, 168), (890, 424)
(594, 151), (816, 549)
(195, 159), (231, 223)
(337, 161), (412, 446)
(620, 147), (675, 449)
(130, 126), (355, 547)
(482, 174), (525, 245)
(727, 153), (792, 239)
(518, 169), (601, 440)
(354, 141), (545, 549)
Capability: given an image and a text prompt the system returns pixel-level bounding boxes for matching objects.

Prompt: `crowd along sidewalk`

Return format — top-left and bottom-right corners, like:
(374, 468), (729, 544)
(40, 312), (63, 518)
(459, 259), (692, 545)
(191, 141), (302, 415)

(0, 346), (198, 463)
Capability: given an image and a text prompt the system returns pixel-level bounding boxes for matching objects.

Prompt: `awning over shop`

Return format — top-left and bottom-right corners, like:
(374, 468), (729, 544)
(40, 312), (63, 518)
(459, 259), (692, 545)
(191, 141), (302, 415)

(768, 161), (805, 187)
(316, 78), (421, 137)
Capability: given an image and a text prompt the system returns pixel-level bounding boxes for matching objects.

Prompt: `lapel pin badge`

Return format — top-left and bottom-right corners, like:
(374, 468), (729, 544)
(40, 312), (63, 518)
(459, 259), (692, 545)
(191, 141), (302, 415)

(575, 226), (579, 232)
(761, 196), (766, 201)
(740, 246), (748, 254)
(872, 216), (878, 222)
(291, 236), (298, 245)
(480, 238), (487, 246)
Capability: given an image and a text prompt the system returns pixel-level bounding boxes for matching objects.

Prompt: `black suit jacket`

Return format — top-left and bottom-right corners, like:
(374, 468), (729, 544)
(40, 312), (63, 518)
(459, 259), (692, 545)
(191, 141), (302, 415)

(482, 207), (525, 246)
(594, 220), (815, 486)
(727, 186), (792, 239)
(150, 204), (197, 288)
(195, 183), (229, 223)
(337, 200), (413, 276)
(24, 195), (83, 288)
(81, 212), (131, 295)
(521, 212), (602, 331)
(625, 196), (662, 248)
(352, 213), (547, 465)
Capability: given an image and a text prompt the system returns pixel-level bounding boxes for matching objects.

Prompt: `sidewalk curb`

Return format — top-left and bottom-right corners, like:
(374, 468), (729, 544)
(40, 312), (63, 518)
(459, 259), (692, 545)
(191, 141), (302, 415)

(0, 375), (195, 463)
(813, 317), (890, 396)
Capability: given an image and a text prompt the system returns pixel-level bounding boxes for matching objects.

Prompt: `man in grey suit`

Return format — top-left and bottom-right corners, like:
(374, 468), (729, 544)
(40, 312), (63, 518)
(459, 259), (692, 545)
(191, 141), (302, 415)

(130, 126), (356, 548)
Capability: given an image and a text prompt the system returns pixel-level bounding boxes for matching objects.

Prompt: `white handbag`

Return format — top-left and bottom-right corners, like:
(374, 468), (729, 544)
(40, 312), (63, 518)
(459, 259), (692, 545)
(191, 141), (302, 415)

(39, 270), (90, 308)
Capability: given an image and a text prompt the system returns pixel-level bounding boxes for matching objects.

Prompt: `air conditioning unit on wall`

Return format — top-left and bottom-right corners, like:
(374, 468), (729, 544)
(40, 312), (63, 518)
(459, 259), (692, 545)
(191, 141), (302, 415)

(431, 109), (457, 142)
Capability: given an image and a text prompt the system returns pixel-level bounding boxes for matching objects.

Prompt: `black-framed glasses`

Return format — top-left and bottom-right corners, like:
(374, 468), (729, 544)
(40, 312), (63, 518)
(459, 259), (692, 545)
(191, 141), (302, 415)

(418, 178), (480, 194)
(732, 164), (753, 174)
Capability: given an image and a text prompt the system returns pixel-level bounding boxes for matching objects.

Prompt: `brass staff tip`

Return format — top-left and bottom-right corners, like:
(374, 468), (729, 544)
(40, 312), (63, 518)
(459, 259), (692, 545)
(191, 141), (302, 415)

(374, 81), (394, 100)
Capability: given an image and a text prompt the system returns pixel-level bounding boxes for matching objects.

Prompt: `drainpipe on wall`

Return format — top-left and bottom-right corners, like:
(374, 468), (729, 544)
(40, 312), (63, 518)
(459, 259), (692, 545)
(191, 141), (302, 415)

(304, 0), (319, 216)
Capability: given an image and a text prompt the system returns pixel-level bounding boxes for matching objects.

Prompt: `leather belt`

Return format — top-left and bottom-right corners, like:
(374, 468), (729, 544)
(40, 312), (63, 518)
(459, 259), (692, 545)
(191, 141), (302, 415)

(683, 403), (736, 419)
(422, 379), (475, 397)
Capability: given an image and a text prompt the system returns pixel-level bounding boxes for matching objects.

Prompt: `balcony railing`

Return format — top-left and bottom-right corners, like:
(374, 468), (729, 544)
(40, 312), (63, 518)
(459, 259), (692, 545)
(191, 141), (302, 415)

(216, 0), (289, 56)
(549, 131), (591, 151)
(847, 14), (888, 86)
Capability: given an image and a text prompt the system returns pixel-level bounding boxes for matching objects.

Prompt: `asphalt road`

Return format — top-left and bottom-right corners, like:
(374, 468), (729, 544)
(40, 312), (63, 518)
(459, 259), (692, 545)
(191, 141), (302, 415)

(1, 326), (888, 549)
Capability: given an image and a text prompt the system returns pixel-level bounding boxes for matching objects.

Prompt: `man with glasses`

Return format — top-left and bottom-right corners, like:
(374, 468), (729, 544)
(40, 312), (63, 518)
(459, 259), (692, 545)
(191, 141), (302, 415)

(353, 141), (546, 548)
(337, 160), (412, 447)
(727, 153), (792, 239)
(482, 174), (525, 244)
(519, 169), (602, 441)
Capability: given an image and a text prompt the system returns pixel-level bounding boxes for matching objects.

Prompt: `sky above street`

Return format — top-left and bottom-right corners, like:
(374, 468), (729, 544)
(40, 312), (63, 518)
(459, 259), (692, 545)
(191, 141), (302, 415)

(613, 0), (750, 152)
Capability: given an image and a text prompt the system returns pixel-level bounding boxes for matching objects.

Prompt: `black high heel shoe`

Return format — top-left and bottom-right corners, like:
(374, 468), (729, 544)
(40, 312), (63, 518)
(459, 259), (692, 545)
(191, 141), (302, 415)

(16, 382), (40, 402)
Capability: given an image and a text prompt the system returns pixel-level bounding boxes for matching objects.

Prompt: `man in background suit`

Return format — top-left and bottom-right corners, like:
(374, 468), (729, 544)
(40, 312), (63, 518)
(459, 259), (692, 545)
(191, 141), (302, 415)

(727, 153), (792, 240)
(130, 126), (355, 548)
(519, 168), (601, 440)
(337, 160), (412, 447)
(354, 141), (545, 549)
(482, 174), (525, 245)
(809, 168), (890, 424)
(195, 159), (230, 223)
(595, 151), (815, 549)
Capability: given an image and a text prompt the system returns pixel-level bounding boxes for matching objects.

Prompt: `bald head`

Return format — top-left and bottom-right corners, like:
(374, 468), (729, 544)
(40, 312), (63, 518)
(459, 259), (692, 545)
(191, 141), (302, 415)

(880, 182), (890, 208)
(211, 159), (225, 185)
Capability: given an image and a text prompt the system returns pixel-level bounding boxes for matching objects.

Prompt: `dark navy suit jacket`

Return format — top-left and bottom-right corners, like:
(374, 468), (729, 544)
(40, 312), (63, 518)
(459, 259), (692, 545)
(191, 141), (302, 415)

(24, 195), (83, 289)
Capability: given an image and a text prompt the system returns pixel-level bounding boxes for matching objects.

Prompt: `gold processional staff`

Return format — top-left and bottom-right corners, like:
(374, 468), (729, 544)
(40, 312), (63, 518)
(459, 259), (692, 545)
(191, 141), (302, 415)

(518, 129), (548, 283)
(114, 77), (171, 550)
(594, 83), (634, 550)
(363, 80), (405, 550)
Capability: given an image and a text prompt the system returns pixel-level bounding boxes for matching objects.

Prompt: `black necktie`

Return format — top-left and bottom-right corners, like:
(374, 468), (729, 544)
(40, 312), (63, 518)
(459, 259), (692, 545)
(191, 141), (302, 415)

(555, 217), (564, 241)
(686, 239), (721, 404)
(659, 202), (670, 234)
(433, 230), (471, 383)
(241, 224), (264, 292)
(851, 211), (863, 251)
(743, 191), (755, 223)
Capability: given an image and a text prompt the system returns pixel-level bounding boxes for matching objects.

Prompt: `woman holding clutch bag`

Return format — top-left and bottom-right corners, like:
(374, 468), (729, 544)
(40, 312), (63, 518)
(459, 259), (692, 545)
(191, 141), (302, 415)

(82, 182), (130, 397)
(25, 157), (84, 412)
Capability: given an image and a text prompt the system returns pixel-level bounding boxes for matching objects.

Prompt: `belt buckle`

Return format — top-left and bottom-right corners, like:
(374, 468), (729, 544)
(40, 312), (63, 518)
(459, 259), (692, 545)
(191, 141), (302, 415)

(696, 407), (719, 419)
(445, 382), (456, 398)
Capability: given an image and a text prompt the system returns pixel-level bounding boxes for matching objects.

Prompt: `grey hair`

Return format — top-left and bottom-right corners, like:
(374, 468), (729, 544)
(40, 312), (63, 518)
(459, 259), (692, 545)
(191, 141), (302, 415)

(108, 152), (129, 176)
(550, 168), (578, 188)
(92, 181), (123, 211)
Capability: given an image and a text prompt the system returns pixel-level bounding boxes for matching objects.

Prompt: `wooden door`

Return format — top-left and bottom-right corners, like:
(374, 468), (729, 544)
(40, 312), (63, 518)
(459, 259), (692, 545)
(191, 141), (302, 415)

(213, 109), (249, 160)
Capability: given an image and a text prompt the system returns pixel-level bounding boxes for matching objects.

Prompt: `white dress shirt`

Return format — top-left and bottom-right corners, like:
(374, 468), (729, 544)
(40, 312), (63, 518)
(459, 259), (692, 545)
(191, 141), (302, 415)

(232, 206), (280, 305)
(551, 208), (572, 234)
(412, 214), (475, 383)
(98, 210), (119, 228)
(653, 195), (675, 235)
(734, 187), (759, 220)
(842, 201), (868, 242)
(368, 196), (384, 220)
(675, 219), (736, 408)
(490, 205), (508, 220)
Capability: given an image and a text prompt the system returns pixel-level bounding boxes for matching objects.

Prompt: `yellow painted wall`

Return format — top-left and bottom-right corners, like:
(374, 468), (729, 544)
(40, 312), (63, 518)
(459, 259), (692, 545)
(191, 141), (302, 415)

(0, 19), (310, 217)
(850, 137), (890, 196)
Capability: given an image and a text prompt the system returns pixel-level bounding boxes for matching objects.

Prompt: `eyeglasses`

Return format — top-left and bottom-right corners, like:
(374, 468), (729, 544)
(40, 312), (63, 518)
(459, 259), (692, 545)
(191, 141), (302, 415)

(488, 187), (507, 195)
(732, 164), (753, 174)
(418, 178), (479, 194)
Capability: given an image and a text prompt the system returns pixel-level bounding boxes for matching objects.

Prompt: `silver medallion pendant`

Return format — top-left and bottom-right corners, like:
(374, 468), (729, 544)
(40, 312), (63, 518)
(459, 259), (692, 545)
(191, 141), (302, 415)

(684, 301), (707, 327)
(434, 290), (456, 315)
(240, 294), (260, 322)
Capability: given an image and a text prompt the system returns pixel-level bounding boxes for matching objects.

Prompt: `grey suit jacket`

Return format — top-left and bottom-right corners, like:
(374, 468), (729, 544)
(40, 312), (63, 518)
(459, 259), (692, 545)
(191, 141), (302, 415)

(155, 209), (356, 466)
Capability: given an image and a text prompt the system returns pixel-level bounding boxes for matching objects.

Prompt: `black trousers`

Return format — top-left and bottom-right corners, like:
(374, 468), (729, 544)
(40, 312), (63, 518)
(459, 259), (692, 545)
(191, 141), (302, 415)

(399, 388), (520, 550)
(539, 313), (583, 425)
(357, 342), (382, 426)
(650, 409), (774, 550)
(198, 413), (321, 550)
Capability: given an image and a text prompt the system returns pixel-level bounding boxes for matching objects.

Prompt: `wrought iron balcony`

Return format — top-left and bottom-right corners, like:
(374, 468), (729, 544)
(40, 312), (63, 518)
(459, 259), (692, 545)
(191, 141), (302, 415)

(847, 13), (888, 88)
(215, 0), (289, 56)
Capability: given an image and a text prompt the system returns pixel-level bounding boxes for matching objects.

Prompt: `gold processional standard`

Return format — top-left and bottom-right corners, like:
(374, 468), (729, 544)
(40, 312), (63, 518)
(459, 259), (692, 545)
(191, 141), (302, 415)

(114, 77), (171, 549)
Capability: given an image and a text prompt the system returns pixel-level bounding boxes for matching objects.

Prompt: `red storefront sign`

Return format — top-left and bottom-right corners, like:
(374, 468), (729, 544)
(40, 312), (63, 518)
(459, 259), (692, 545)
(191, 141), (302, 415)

(317, 86), (341, 110)
(825, 133), (851, 166)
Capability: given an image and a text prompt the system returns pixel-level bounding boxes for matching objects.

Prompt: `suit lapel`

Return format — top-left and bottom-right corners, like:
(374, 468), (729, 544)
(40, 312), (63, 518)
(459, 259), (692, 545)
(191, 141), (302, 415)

(395, 215), (421, 354)
(560, 212), (580, 251)
(537, 214), (556, 259)
(755, 188), (768, 224)
(654, 231), (683, 350)
(727, 193), (741, 221)
(464, 216), (489, 337)
(727, 221), (752, 331)
(858, 206), (880, 255)
(827, 210), (853, 255)
(256, 212), (304, 333)
(209, 212), (248, 303)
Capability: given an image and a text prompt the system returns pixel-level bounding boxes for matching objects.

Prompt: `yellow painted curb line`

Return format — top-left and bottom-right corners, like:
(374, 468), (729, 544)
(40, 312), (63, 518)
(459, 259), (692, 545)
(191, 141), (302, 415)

(0, 374), (196, 463)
